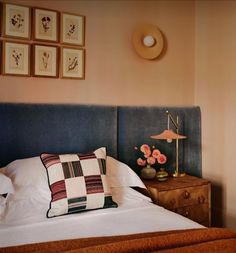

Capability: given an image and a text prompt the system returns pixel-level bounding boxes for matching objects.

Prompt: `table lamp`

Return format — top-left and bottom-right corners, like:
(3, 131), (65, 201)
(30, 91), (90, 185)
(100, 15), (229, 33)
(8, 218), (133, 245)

(150, 110), (187, 177)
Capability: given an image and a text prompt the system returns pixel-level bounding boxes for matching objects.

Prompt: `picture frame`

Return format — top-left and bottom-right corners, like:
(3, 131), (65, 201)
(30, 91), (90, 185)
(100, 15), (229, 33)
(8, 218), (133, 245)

(61, 12), (85, 46)
(2, 3), (31, 40)
(61, 47), (85, 79)
(2, 41), (30, 76)
(33, 7), (59, 42)
(32, 44), (59, 78)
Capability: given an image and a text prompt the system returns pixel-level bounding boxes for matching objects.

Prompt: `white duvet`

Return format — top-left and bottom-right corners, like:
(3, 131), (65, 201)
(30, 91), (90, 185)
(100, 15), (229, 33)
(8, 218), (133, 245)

(0, 187), (203, 248)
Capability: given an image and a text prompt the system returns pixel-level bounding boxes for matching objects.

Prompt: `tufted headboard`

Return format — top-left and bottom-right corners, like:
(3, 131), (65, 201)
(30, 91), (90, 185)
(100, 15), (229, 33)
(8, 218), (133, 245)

(0, 103), (201, 177)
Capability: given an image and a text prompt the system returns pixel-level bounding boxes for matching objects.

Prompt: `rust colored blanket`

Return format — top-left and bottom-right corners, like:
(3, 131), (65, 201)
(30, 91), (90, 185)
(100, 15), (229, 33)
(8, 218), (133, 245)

(1, 228), (236, 253)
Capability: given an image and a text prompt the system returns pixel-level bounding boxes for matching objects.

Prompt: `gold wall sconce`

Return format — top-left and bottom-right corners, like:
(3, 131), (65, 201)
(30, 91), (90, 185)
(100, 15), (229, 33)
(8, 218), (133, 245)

(132, 24), (164, 60)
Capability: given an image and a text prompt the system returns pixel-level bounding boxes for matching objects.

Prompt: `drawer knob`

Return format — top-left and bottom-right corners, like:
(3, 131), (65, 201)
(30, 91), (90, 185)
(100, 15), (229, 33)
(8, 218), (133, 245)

(198, 195), (206, 204)
(183, 190), (190, 199)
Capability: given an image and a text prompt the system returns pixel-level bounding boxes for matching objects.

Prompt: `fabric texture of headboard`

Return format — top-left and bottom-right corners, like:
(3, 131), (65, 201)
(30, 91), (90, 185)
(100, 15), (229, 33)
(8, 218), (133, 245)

(118, 106), (201, 177)
(0, 103), (201, 177)
(0, 103), (118, 167)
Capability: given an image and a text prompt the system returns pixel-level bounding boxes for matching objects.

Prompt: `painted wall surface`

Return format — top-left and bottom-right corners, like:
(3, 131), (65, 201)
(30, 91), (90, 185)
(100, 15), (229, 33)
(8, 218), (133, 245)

(195, 0), (236, 230)
(0, 0), (195, 106)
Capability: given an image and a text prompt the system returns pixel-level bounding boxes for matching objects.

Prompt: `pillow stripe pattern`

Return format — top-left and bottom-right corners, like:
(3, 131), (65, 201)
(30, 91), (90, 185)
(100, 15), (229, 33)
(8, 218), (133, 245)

(41, 148), (117, 218)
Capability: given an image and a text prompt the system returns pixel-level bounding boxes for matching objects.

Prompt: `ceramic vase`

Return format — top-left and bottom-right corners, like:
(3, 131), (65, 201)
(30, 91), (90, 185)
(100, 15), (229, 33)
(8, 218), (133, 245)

(140, 165), (156, 179)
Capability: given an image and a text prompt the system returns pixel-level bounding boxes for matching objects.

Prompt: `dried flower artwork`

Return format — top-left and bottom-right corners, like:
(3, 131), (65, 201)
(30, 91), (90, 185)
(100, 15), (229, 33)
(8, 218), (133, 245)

(61, 13), (84, 46)
(68, 57), (78, 71)
(67, 24), (76, 37)
(12, 49), (22, 66)
(42, 51), (50, 69)
(34, 8), (58, 42)
(38, 14), (52, 37)
(41, 16), (51, 33)
(64, 18), (79, 41)
(3, 42), (30, 76)
(11, 13), (24, 29)
(61, 47), (84, 79)
(3, 4), (30, 39)
(33, 45), (58, 77)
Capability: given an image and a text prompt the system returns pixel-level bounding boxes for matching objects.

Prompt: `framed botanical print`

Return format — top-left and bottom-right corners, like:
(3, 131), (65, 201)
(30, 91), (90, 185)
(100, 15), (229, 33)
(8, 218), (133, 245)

(33, 7), (59, 42)
(2, 3), (31, 39)
(2, 41), (30, 76)
(61, 47), (85, 79)
(61, 12), (85, 46)
(33, 44), (59, 78)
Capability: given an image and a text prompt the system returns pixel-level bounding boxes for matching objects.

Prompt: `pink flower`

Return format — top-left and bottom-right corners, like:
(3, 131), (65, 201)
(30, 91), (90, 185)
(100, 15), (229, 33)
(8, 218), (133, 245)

(144, 149), (151, 158)
(137, 158), (146, 166)
(147, 156), (155, 165)
(140, 144), (151, 158)
(152, 149), (161, 158)
(136, 144), (167, 168)
(140, 144), (151, 154)
(157, 154), (167, 164)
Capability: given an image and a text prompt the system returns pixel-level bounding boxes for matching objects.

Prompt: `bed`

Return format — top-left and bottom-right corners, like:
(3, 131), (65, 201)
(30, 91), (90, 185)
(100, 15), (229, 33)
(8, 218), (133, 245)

(0, 103), (236, 252)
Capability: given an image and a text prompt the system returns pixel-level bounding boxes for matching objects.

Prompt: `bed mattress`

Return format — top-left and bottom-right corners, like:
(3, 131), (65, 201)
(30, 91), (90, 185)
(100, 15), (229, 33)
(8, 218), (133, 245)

(0, 187), (202, 248)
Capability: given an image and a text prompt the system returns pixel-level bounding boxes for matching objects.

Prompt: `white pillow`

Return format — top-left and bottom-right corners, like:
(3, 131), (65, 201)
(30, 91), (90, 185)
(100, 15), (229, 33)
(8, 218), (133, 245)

(106, 156), (146, 188)
(3, 155), (146, 222)
(4, 157), (50, 202)
(0, 173), (14, 195)
(0, 173), (14, 218)
(5, 155), (145, 190)
(4, 156), (48, 189)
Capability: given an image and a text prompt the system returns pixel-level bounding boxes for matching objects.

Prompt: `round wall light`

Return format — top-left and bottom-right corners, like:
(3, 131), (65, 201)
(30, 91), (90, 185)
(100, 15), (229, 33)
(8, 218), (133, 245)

(132, 24), (164, 60)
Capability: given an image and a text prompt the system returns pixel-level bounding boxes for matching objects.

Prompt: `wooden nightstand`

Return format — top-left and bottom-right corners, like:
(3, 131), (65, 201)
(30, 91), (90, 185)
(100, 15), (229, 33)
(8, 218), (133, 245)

(143, 175), (211, 227)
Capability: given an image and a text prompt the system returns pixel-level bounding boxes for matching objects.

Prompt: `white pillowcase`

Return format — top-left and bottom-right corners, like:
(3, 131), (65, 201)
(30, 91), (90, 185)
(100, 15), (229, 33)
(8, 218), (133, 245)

(0, 173), (14, 196)
(106, 156), (146, 188)
(2, 156), (146, 222)
(4, 157), (51, 203)
(4, 156), (48, 189)
(0, 172), (14, 218)
(4, 155), (145, 192)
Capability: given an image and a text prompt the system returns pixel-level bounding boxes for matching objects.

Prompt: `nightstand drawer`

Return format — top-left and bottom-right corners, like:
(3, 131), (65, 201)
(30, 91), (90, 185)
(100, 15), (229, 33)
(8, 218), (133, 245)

(175, 203), (209, 226)
(158, 185), (209, 210)
(143, 175), (211, 226)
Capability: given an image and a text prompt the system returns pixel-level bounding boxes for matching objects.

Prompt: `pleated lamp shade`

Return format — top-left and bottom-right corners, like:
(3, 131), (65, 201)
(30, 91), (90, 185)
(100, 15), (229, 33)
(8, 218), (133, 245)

(150, 129), (187, 140)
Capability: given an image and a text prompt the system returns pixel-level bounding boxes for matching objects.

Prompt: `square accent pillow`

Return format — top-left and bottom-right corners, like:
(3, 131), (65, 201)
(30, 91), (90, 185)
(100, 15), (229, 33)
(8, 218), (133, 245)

(40, 147), (117, 218)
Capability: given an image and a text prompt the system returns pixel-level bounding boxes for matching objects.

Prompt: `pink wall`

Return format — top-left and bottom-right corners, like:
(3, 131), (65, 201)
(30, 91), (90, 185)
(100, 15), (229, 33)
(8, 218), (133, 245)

(0, 0), (195, 106)
(195, 0), (236, 230)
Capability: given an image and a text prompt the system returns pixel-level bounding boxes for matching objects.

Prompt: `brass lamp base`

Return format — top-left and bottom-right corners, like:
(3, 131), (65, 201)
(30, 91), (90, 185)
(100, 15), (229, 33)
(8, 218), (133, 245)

(172, 171), (186, 177)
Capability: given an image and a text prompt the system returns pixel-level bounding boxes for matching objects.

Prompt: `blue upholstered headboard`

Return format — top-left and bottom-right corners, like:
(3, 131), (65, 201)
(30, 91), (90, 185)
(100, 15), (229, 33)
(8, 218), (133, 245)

(0, 103), (202, 177)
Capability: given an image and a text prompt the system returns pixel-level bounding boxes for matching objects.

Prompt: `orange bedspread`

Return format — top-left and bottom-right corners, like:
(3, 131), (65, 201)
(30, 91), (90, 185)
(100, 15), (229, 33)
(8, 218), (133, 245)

(1, 228), (236, 253)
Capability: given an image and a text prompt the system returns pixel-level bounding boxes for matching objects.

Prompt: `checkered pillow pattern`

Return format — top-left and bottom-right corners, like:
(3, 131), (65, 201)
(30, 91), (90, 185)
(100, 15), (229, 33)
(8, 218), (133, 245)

(40, 147), (117, 218)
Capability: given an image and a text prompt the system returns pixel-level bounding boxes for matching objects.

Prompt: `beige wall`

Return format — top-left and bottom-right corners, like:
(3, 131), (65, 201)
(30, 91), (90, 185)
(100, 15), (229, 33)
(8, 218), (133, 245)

(1, 0), (236, 230)
(195, 0), (236, 229)
(0, 0), (195, 106)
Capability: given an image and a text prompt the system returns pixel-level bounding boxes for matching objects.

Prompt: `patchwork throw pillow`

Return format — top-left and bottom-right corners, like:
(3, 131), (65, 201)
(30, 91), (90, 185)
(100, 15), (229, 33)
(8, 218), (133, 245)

(40, 147), (117, 218)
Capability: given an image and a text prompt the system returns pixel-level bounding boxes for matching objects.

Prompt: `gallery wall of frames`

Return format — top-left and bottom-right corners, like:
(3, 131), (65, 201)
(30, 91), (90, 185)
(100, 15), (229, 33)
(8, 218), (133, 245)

(0, 2), (85, 79)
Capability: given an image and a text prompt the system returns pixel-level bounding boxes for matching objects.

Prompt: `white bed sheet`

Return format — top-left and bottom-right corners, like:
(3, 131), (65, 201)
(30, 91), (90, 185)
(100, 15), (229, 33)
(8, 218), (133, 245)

(0, 187), (203, 248)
